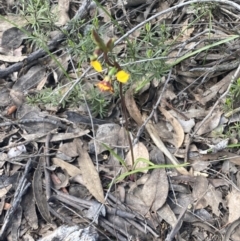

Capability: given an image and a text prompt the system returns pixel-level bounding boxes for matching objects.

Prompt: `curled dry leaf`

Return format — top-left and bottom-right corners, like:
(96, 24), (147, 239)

(159, 106), (185, 148)
(125, 142), (149, 173)
(52, 169), (69, 190)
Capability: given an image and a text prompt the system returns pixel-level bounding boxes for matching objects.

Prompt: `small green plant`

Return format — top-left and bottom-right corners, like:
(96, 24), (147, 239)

(224, 78), (240, 112)
(227, 122), (240, 137)
(26, 84), (111, 118)
(26, 87), (62, 106)
(19, 0), (56, 33)
(190, 2), (217, 18)
(231, 78), (240, 98)
(87, 88), (110, 118)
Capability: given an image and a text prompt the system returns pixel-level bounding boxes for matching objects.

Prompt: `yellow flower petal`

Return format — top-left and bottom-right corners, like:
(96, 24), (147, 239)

(90, 60), (102, 72)
(96, 81), (114, 93)
(116, 70), (130, 83)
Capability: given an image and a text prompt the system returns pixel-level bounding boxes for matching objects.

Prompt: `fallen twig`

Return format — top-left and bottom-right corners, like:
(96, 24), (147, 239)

(0, 159), (32, 238)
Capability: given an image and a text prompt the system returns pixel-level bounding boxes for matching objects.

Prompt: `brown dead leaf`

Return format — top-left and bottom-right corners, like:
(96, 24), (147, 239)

(159, 106), (185, 148)
(2, 27), (26, 49)
(143, 113), (189, 176)
(33, 158), (51, 223)
(125, 142), (149, 173)
(125, 88), (143, 126)
(0, 15), (28, 39)
(13, 45), (24, 57)
(193, 177), (222, 216)
(227, 188), (240, 223)
(58, 141), (78, 158)
(178, 118), (195, 133)
(7, 105), (17, 115)
(0, 54), (26, 63)
(21, 130), (89, 143)
(55, 0), (70, 26)
(52, 169), (69, 190)
(12, 65), (46, 92)
(166, 50), (179, 65)
(0, 87), (10, 107)
(0, 184), (12, 198)
(194, 69), (240, 105)
(155, 1), (172, 22)
(22, 186), (38, 229)
(125, 193), (149, 216)
(223, 152), (240, 166)
(195, 110), (222, 135)
(157, 203), (177, 228)
(3, 203), (11, 210)
(36, 76), (48, 90)
(203, 185), (222, 216)
(89, 123), (121, 154)
(9, 89), (24, 107)
(180, 18), (194, 41)
(52, 158), (81, 177)
(141, 168), (169, 212)
(74, 139), (105, 204)
(192, 175), (208, 203)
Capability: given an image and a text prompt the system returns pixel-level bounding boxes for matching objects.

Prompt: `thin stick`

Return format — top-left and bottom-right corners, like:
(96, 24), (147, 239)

(44, 132), (52, 200)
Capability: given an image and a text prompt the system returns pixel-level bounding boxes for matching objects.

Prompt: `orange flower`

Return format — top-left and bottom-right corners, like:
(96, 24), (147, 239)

(90, 60), (102, 72)
(116, 70), (130, 83)
(96, 80), (114, 93)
